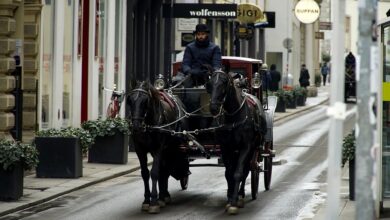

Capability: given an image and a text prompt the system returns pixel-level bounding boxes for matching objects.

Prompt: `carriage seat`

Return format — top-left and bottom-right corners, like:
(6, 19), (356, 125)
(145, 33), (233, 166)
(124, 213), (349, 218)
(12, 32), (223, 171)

(159, 91), (176, 109)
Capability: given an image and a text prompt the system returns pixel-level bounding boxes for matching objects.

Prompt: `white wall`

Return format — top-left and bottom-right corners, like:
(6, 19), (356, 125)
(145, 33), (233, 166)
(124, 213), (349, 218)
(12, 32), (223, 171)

(346, 0), (390, 55)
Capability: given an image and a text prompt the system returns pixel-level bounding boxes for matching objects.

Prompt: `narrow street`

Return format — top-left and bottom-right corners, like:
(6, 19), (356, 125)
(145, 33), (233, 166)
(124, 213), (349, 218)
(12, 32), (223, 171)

(2, 103), (356, 220)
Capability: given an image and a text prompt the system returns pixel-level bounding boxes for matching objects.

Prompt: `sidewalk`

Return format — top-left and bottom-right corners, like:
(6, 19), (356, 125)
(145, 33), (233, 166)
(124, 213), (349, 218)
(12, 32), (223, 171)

(311, 162), (355, 220)
(0, 86), (330, 218)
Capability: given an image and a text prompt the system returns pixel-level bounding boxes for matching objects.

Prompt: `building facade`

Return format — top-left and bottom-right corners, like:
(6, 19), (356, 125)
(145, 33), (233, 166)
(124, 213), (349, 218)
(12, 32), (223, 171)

(0, 0), (324, 142)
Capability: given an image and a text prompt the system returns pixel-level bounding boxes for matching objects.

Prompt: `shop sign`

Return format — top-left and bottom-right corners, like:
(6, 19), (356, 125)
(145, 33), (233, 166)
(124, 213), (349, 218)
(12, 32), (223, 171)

(163, 3), (237, 18)
(181, 33), (194, 47)
(319, 21), (332, 30)
(294, 0), (320, 24)
(235, 24), (254, 40)
(236, 3), (264, 24)
(315, 31), (324, 39)
(177, 18), (198, 31)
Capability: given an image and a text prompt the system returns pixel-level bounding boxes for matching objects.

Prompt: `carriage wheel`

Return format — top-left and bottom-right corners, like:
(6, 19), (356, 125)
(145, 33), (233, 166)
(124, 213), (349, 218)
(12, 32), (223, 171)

(251, 168), (260, 200)
(264, 142), (273, 191)
(180, 175), (189, 190)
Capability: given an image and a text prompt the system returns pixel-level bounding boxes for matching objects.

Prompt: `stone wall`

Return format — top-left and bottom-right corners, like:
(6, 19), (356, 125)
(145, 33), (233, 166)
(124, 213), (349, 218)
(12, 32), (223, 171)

(0, 0), (41, 142)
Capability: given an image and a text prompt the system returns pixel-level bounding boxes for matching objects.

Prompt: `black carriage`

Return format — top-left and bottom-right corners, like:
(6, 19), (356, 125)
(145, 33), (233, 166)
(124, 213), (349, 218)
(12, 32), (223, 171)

(166, 56), (276, 200)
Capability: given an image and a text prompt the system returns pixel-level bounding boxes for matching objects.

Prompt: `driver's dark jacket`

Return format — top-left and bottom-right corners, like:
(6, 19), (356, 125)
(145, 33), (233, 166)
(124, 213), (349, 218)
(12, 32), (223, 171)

(182, 39), (222, 75)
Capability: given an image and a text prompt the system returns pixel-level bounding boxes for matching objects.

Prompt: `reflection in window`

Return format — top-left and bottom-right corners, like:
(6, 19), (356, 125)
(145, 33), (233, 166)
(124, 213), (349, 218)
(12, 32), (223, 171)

(384, 26), (390, 82)
(97, 0), (106, 117)
(382, 25), (390, 198)
(62, 0), (74, 127)
(41, 3), (54, 129)
(115, 0), (121, 86)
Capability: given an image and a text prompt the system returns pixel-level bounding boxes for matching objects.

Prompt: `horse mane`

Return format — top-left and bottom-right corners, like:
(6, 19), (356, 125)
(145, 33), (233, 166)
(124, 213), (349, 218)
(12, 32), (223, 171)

(136, 81), (161, 102)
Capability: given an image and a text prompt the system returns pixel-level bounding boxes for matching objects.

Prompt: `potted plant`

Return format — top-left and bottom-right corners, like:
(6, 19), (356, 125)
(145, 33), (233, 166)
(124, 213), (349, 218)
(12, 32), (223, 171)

(293, 86), (307, 106)
(342, 130), (355, 201)
(35, 127), (93, 178)
(0, 138), (38, 200)
(315, 74), (322, 87)
(81, 117), (130, 164)
(273, 89), (287, 112)
(285, 90), (296, 109)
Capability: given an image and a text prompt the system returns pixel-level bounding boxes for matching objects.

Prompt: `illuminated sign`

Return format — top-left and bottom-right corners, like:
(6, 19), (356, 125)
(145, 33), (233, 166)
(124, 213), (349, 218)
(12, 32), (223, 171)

(294, 0), (320, 24)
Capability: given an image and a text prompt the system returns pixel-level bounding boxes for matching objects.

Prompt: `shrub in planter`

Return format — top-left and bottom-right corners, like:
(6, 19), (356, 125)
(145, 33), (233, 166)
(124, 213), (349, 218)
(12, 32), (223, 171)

(82, 118), (130, 164)
(35, 128), (93, 178)
(285, 90), (296, 109)
(342, 130), (356, 200)
(315, 74), (322, 87)
(0, 139), (38, 200)
(273, 89), (287, 112)
(293, 86), (307, 106)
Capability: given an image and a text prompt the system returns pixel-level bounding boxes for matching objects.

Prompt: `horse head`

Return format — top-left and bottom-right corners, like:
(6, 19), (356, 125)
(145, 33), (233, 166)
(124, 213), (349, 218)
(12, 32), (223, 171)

(128, 81), (160, 131)
(209, 70), (232, 116)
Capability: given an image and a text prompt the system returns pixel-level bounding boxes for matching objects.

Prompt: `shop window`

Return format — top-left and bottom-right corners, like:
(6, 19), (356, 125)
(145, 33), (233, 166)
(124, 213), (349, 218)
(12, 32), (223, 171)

(62, 0), (74, 127)
(40, 3), (54, 129)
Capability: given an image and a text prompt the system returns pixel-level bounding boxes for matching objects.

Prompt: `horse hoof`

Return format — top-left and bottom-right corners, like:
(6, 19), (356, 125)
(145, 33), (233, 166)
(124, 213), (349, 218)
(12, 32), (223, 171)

(158, 200), (166, 207)
(141, 203), (149, 211)
(225, 203), (231, 211)
(237, 197), (245, 208)
(227, 206), (239, 215)
(148, 205), (160, 214)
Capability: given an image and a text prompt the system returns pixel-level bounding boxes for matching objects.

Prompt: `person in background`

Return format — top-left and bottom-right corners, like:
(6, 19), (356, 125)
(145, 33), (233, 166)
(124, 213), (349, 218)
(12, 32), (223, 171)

(261, 63), (271, 91)
(269, 64), (281, 91)
(321, 62), (329, 86)
(299, 64), (310, 88)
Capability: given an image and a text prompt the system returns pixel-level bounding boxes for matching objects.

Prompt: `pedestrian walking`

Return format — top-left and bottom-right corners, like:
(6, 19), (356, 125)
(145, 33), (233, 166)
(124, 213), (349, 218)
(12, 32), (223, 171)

(299, 64), (310, 88)
(269, 64), (281, 91)
(321, 63), (329, 86)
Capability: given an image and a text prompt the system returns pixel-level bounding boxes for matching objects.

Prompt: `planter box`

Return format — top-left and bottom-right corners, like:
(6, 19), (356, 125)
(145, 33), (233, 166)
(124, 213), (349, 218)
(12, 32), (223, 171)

(35, 137), (82, 178)
(275, 99), (286, 112)
(349, 158), (355, 201)
(0, 163), (23, 200)
(286, 96), (297, 109)
(296, 95), (306, 106)
(88, 132), (129, 164)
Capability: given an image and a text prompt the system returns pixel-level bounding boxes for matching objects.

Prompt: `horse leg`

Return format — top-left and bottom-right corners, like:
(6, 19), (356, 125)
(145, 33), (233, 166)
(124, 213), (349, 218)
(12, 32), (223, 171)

(158, 163), (171, 206)
(237, 164), (250, 208)
(149, 151), (162, 214)
(227, 145), (252, 215)
(136, 151), (150, 211)
(221, 148), (235, 209)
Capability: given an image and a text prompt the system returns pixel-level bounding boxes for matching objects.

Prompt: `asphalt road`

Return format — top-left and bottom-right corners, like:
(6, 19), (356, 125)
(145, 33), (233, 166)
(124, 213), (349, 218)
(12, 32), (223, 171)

(2, 103), (356, 220)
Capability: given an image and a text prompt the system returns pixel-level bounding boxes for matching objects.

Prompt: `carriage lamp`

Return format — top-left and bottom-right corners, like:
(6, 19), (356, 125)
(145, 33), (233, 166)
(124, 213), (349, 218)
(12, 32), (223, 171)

(251, 72), (261, 89)
(154, 74), (165, 90)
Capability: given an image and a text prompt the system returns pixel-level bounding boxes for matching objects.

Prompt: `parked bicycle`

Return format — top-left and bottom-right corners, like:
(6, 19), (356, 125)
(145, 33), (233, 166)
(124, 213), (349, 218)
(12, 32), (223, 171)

(103, 85), (126, 118)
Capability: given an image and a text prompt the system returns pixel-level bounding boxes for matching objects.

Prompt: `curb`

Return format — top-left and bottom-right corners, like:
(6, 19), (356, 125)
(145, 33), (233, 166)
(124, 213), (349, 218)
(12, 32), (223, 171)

(274, 98), (329, 123)
(0, 164), (149, 218)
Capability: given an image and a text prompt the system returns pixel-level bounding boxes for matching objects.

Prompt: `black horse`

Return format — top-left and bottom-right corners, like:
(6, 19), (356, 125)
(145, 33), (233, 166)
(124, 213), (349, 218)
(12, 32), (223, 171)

(208, 70), (266, 214)
(127, 81), (187, 213)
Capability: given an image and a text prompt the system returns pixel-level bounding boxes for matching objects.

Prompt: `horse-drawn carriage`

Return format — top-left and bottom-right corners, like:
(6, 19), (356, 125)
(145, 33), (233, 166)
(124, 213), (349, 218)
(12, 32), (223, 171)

(127, 56), (276, 214)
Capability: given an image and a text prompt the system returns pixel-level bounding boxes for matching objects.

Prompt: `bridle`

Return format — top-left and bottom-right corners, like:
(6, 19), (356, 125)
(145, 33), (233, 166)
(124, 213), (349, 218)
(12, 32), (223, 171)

(129, 88), (151, 122)
(210, 70), (247, 117)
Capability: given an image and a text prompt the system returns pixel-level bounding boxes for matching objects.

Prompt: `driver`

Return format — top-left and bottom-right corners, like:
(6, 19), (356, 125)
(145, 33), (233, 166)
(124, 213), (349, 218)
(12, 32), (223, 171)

(182, 23), (222, 87)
